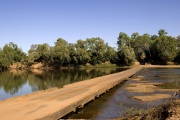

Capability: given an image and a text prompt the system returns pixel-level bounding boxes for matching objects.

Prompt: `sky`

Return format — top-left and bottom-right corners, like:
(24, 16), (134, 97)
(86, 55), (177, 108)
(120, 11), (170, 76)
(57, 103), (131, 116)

(0, 0), (180, 53)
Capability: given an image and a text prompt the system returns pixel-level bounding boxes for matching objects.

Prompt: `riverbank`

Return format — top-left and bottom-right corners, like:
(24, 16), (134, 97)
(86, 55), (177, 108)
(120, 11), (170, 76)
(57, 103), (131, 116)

(145, 64), (180, 68)
(9, 62), (119, 70)
(118, 97), (180, 120)
(8, 61), (142, 71)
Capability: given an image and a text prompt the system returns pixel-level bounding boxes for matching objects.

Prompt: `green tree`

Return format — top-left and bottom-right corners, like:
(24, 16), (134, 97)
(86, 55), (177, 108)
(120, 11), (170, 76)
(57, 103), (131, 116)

(0, 42), (26, 68)
(28, 44), (41, 65)
(53, 38), (70, 67)
(104, 45), (117, 63)
(151, 34), (158, 41)
(158, 29), (168, 36)
(174, 35), (180, 63)
(131, 32), (139, 40)
(0, 49), (9, 69)
(76, 39), (90, 65)
(28, 43), (51, 64)
(117, 32), (131, 48)
(152, 36), (177, 64)
(176, 35), (180, 48)
(37, 43), (51, 62)
(117, 46), (136, 66)
(132, 34), (152, 64)
(86, 37), (106, 65)
(68, 43), (78, 64)
(117, 32), (136, 65)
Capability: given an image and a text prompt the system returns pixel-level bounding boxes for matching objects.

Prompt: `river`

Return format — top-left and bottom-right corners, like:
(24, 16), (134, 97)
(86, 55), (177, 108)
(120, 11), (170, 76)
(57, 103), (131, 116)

(0, 68), (126, 100)
(0, 67), (179, 119)
(67, 67), (180, 119)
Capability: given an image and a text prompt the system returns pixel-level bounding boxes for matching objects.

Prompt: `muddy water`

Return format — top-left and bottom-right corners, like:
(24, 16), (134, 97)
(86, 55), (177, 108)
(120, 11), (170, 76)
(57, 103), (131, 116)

(67, 68), (180, 119)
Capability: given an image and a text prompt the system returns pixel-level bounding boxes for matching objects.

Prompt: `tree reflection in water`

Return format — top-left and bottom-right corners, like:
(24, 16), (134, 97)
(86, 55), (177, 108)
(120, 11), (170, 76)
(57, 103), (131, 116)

(0, 68), (125, 99)
(0, 70), (27, 95)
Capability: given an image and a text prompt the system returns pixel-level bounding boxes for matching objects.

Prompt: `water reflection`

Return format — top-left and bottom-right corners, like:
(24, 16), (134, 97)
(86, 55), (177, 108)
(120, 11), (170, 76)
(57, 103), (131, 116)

(0, 68), (126, 100)
(135, 68), (180, 83)
(0, 70), (27, 95)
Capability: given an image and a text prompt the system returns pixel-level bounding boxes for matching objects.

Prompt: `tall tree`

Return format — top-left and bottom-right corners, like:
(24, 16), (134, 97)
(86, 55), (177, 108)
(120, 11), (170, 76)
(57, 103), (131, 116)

(174, 35), (180, 63)
(117, 32), (136, 65)
(37, 43), (51, 62)
(68, 43), (77, 64)
(152, 36), (177, 64)
(86, 37), (106, 65)
(117, 32), (131, 48)
(117, 46), (136, 66)
(76, 39), (90, 65)
(132, 34), (152, 64)
(151, 35), (158, 41)
(53, 38), (70, 67)
(104, 45), (117, 63)
(0, 49), (9, 69)
(3, 42), (26, 63)
(131, 32), (139, 40)
(28, 44), (40, 65)
(176, 35), (180, 49)
(0, 42), (26, 69)
(158, 29), (168, 36)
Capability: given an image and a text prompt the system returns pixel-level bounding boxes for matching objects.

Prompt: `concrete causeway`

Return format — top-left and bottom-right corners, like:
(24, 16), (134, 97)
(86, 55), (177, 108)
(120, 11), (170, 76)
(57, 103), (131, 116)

(0, 66), (143, 120)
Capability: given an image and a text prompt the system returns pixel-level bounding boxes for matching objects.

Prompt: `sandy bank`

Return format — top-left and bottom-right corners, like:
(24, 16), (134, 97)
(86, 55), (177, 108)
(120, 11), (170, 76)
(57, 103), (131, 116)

(125, 75), (178, 102)
(133, 94), (171, 102)
(145, 65), (180, 68)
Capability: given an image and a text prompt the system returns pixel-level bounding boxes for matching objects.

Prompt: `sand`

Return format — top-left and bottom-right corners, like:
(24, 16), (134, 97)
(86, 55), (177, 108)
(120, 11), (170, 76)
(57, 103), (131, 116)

(133, 94), (171, 102)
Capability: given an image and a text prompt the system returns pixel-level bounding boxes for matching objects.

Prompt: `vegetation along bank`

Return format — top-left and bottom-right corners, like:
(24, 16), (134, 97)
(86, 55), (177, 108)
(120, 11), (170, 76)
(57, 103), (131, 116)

(1, 29), (180, 70)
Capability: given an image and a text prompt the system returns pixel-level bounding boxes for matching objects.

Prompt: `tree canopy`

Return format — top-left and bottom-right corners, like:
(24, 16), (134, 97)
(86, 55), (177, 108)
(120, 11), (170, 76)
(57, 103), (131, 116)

(0, 29), (179, 70)
(0, 42), (26, 70)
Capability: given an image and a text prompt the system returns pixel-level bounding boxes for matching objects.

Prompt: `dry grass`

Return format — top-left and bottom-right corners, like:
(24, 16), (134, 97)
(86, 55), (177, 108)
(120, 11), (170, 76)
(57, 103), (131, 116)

(117, 99), (180, 120)
(31, 63), (43, 69)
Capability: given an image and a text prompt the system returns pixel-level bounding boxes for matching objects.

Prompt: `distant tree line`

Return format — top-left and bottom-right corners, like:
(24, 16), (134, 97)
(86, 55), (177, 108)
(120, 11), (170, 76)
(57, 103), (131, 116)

(27, 37), (117, 68)
(117, 29), (180, 65)
(0, 29), (180, 70)
(0, 37), (117, 70)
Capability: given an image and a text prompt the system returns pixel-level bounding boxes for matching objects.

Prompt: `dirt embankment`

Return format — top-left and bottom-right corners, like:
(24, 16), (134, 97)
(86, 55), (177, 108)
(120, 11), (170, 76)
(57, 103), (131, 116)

(118, 98), (180, 120)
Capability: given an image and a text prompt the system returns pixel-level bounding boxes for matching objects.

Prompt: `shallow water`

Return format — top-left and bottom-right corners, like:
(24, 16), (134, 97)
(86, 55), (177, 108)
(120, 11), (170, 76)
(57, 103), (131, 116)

(0, 68), (126, 100)
(67, 80), (160, 119)
(67, 68), (180, 119)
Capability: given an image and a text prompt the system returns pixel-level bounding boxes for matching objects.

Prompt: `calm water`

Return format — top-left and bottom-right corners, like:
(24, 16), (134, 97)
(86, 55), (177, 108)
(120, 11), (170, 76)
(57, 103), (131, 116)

(138, 68), (180, 89)
(1, 68), (179, 119)
(67, 68), (180, 119)
(0, 68), (126, 100)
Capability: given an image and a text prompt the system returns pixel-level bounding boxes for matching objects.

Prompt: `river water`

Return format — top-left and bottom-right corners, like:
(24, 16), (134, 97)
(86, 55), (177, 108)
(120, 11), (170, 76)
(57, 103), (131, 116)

(0, 67), (179, 119)
(0, 68), (126, 100)
(67, 68), (180, 119)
